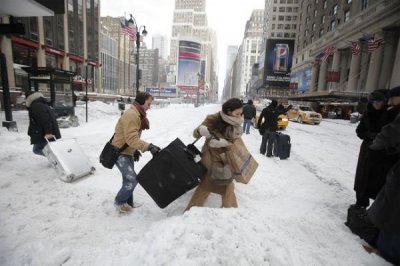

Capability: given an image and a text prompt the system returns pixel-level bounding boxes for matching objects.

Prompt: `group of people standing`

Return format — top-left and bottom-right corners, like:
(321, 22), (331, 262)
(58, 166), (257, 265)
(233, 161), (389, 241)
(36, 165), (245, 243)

(351, 86), (400, 264)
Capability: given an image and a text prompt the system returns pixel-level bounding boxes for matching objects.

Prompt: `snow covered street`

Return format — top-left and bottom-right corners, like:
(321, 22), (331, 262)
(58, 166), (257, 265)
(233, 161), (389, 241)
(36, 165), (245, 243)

(0, 102), (390, 265)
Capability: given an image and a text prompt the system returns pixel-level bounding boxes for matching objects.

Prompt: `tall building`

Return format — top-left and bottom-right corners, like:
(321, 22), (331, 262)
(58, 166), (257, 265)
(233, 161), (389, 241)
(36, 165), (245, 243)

(152, 34), (168, 60)
(238, 9), (264, 97)
(264, 0), (299, 40)
(225, 45), (238, 74)
(99, 28), (118, 95)
(2, 0), (100, 93)
(100, 16), (135, 95)
(290, 0), (400, 102)
(169, 0), (218, 102)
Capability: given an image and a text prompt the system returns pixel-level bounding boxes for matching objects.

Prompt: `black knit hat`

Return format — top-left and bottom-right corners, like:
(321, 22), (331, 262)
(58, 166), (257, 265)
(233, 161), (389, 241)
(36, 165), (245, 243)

(388, 86), (400, 98)
(368, 90), (386, 102)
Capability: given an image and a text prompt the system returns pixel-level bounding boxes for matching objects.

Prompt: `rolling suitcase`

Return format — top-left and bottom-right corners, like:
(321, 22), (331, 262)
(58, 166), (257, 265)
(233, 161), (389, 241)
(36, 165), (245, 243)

(137, 138), (207, 208)
(43, 138), (96, 182)
(275, 132), (291, 159)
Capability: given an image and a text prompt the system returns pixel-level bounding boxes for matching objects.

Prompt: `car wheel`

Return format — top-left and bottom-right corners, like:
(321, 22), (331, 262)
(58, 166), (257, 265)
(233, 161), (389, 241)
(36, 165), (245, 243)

(297, 116), (303, 124)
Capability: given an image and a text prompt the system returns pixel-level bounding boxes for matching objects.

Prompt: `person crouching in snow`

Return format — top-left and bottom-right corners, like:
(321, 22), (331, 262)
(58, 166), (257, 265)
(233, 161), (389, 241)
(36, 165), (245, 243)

(25, 90), (61, 156)
(186, 98), (244, 210)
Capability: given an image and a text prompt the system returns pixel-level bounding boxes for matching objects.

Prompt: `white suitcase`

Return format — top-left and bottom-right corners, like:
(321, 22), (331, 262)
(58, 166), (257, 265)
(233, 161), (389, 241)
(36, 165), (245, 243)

(43, 138), (95, 182)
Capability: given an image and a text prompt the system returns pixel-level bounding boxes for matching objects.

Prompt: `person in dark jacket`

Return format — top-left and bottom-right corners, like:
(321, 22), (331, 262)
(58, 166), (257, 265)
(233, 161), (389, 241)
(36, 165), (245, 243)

(353, 90), (390, 208)
(242, 99), (256, 134)
(258, 100), (278, 157)
(367, 86), (400, 265)
(25, 90), (61, 156)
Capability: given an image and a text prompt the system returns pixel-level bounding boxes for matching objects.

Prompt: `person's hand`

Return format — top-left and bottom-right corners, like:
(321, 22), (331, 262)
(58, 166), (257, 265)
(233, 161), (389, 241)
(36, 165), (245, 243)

(44, 134), (55, 140)
(208, 138), (232, 148)
(148, 144), (161, 155)
(133, 150), (142, 162)
(197, 125), (211, 138)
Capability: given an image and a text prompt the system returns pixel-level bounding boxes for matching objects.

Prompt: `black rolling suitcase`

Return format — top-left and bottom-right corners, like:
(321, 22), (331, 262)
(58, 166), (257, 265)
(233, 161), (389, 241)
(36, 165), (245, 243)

(275, 132), (291, 159)
(136, 138), (207, 208)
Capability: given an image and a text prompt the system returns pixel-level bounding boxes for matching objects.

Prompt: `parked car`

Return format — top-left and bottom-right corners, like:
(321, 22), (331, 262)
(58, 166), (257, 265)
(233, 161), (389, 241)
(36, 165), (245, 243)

(253, 104), (289, 130)
(287, 106), (322, 125)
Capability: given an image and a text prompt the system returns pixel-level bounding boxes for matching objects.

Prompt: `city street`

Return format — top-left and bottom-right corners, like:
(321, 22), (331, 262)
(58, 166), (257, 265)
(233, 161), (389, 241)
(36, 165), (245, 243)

(0, 102), (390, 265)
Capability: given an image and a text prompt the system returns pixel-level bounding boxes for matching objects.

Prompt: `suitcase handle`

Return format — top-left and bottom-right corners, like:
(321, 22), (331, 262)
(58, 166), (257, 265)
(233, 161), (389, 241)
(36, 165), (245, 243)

(45, 136), (57, 142)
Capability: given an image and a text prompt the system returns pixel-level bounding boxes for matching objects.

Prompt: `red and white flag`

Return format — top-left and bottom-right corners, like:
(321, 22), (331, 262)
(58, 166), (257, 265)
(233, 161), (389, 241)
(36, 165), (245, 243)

(350, 41), (361, 55)
(120, 20), (137, 40)
(367, 38), (384, 53)
(321, 46), (336, 62)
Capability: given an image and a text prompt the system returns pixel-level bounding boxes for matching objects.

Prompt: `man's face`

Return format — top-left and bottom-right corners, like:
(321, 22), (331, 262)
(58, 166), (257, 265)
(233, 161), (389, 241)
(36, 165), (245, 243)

(388, 96), (400, 106)
(142, 98), (153, 111)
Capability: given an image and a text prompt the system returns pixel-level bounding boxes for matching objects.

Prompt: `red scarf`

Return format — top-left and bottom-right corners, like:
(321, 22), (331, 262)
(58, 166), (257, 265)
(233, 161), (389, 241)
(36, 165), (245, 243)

(133, 102), (149, 130)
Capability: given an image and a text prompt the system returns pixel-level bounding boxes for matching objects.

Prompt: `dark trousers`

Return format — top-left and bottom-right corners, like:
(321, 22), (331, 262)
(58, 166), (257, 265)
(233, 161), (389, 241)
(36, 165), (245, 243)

(33, 141), (47, 156)
(356, 192), (370, 208)
(377, 230), (400, 265)
(260, 130), (277, 156)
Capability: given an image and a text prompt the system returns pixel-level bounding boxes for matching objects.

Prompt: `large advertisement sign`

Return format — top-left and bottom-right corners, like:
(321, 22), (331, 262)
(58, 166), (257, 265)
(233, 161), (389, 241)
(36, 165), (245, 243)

(264, 39), (295, 87)
(177, 40), (201, 93)
(290, 66), (312, 92)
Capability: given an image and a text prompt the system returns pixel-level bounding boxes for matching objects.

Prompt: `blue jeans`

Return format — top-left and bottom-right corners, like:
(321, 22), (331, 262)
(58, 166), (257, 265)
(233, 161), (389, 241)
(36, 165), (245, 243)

(243, 119), (252, 134)
(115, 155), (138, 206)
(377, 230), (400, 265)
(33, 142), (47, 156)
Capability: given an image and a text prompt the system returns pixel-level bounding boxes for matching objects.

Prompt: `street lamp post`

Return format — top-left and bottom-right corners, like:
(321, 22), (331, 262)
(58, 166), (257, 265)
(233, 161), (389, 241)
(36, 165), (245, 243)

(127, 14), (147, 96)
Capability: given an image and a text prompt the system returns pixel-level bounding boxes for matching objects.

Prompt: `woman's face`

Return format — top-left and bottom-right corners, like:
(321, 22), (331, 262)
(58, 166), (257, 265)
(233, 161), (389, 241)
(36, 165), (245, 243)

(371, 100), (385, 110)
(228, 107), (243, 118)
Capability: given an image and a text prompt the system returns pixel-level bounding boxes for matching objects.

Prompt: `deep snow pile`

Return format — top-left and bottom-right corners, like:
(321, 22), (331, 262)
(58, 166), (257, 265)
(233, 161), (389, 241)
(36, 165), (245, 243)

(0, 101), (389, 265)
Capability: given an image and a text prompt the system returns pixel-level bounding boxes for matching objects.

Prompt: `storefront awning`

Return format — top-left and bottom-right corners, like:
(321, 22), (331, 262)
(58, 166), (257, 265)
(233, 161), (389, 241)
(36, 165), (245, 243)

(287, 90), (369, 103)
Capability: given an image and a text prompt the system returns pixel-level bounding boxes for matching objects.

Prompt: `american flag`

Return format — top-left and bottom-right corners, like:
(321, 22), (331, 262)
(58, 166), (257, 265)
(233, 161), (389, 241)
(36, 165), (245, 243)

(321, 46), (335, 62)
(367, 38), (384, 53)
(350, 41), (361, 55)
(120, 20), (137, 40)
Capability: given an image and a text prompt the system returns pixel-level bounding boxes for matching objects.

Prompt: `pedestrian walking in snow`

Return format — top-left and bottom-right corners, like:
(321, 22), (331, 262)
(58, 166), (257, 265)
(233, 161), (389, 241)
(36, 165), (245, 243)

(242, 99), (256, 134)
(258, 100), (279, 157)
(186, 98), (244, 210)
(25, 90), (61, 156)
(111, 92), (161, 213)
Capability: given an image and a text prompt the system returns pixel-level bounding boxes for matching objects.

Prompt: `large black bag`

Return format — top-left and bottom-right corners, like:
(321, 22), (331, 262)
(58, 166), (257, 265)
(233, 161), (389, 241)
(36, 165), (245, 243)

(345, 205), (379, 246)
(99, 135), (128, 169)
(137, 138), (207, 208)
(275, 132), (291, 159)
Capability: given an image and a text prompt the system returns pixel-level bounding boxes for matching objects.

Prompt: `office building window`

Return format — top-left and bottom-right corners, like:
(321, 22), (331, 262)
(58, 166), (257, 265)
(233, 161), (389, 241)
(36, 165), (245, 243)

(361, 0), (368, 10)
(344, 10), (350, 22)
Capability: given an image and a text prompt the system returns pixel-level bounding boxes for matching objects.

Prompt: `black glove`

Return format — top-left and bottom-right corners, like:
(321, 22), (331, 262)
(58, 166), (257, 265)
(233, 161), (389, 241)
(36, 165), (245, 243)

(148, 144), (161, 155)
(133, 150), (142, 162)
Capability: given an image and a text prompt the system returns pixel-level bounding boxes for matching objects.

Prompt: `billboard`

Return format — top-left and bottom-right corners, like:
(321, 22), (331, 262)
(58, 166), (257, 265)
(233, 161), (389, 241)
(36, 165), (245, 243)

(145, 87), (177, 94)
(264, 39), (295, 87)
(177, 40), (201, 92)
(290, 66), (312, 92)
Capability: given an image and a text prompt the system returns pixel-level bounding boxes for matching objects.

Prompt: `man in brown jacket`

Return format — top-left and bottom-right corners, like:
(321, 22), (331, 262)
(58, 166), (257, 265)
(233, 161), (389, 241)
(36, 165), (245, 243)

(112, 92), (161, 213)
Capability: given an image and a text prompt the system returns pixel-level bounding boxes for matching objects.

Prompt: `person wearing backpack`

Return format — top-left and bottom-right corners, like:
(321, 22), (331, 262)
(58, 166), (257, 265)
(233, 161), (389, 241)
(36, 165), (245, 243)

(242, 99), (256, 134)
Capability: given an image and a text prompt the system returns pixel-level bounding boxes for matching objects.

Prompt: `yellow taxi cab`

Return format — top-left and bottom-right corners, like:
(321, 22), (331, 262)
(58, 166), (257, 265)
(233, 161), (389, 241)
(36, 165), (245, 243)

(287, 105), (322, 125)
(252, 104), (289, 130)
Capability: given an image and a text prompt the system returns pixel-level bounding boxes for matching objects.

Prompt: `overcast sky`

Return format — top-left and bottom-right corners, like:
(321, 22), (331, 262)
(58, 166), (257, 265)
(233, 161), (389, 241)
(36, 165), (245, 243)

(100, 0), (265, 97)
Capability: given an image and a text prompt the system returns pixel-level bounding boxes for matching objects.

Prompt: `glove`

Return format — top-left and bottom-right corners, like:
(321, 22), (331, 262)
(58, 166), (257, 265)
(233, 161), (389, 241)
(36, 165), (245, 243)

(197, 125), (211, 138)
(148, 144), (161, 155)
(208, 138), (232, 148)
(133, 150), (142, 162)
(44, 134), (56, 140)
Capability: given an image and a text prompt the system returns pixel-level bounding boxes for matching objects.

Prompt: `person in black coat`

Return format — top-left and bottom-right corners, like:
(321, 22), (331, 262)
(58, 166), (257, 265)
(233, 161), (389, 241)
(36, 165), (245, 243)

(25, 90), (61, 156)
(353, 89), (397, 208)
(242, 99), (256, 134)
(258, 100), (278, 157)
(367, 86), (400, 264)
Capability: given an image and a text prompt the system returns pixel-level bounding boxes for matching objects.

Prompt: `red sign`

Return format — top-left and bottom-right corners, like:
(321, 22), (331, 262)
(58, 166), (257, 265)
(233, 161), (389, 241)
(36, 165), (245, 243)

(326, 71), (340, 82)
(177, 85), (198, 93)
(11, 36), (39, 49)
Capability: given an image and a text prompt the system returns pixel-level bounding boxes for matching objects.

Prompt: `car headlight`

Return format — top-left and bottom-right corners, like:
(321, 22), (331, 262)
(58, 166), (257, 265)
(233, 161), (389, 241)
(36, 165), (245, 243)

(281, 118), (288, 122)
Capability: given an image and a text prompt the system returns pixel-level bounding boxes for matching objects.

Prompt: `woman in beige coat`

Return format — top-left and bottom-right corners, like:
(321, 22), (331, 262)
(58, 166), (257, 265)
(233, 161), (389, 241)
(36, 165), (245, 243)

(186, 98), (244, 210)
